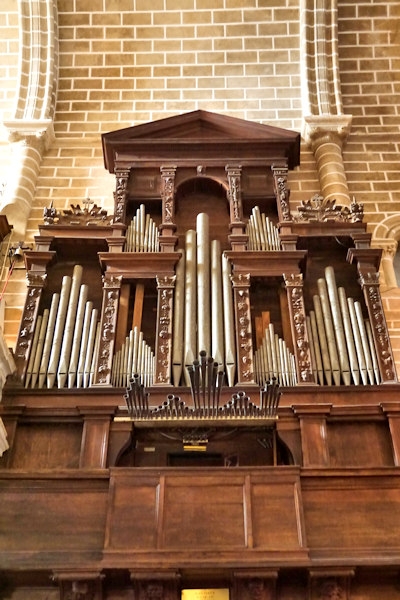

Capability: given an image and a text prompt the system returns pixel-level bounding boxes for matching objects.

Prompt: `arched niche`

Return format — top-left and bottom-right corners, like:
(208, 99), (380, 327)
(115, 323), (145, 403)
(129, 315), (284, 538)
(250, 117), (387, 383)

(174, 176), (230, 251)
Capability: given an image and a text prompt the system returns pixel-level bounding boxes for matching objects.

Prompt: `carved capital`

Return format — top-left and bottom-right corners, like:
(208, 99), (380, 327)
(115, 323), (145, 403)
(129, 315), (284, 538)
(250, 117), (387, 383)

(3, 118), (55, 151)
(26, 272), (47, 288)
(372, 239), (397, 259)
(302, 115), (353, 148)
(231, 272), (251, 288)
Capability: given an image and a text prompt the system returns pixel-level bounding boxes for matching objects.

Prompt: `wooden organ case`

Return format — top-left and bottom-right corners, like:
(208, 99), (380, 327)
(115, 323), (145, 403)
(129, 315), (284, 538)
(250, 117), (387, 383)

(1, 110), (400, 600)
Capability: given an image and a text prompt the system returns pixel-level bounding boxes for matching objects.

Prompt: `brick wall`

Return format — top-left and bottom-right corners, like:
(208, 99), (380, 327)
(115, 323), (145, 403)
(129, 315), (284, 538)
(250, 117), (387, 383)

(338, 0), (400, 367)
(0, 0), (399, 372)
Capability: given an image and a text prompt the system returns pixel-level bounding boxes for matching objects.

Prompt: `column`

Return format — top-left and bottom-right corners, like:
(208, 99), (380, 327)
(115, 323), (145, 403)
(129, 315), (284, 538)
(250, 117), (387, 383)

(226, 165), (247, 251)
(358, 271), (397, 384)
(292, 405), (331, 467)
(231, 273), (255, 385)
(160, 165), (178, 251)
(303, 118), (352, 207)
(283, 273), (315, 385)
(272, 165), (292, 223)
(154, 275), (176, 385)
(93, 275), (122, 386)
(78, 407), (116, 468)
(14, 272), (47, 381)
(113, 167), (130, 225)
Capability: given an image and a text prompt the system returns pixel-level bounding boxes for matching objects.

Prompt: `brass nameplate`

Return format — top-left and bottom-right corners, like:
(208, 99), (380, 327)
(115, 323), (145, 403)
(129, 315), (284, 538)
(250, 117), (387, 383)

(182, 589), (229, 600)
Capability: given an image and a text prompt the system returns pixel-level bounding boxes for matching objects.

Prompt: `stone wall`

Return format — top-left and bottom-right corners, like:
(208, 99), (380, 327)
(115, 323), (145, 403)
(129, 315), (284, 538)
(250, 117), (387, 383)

(0, 0), (399, 370)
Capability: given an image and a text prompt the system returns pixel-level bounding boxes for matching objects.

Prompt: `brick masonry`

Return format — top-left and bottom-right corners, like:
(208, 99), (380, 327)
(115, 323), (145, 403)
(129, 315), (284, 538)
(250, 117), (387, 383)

(0, 0), (399, 372)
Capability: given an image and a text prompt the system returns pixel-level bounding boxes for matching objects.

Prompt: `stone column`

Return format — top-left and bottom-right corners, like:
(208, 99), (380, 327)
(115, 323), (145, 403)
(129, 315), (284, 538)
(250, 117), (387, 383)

(303, 117), (353, 207)
(373, 239), (398, 289)
(1, 125), (54, 238)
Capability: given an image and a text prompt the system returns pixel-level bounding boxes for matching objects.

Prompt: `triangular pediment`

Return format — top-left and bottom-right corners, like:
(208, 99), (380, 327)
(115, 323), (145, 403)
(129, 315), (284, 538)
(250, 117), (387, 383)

(102, 109), (300, 172)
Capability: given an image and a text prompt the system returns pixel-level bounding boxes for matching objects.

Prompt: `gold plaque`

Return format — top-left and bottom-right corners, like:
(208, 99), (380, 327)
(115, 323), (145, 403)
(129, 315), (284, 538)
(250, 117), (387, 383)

(182, 590), (229, 600)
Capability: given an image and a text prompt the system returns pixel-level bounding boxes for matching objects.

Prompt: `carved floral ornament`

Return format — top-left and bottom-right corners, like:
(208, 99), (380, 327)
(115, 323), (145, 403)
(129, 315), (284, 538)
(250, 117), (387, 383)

(293, 194), (364, 223)
(43, 198), (113, 227)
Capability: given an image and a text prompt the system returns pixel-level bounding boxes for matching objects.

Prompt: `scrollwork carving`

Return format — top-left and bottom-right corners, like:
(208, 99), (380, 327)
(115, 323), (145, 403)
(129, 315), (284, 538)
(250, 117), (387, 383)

(15, 280), (44, 361)
(272, 166), (291, 221)
(283, 273), (314, 383)
(96, 275), (122, 384)
(114, 167), (130, 223)
(358, 271), (396, 381)
(231, 273), (253, 383)
(226, 165), (243, 222)
(155, 275), (176, 384)
(160, 166), (177, 224)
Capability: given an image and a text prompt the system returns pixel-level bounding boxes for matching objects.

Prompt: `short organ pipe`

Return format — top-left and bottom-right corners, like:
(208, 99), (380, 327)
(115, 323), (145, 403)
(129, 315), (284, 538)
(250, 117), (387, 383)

(306, 266), (380, 386)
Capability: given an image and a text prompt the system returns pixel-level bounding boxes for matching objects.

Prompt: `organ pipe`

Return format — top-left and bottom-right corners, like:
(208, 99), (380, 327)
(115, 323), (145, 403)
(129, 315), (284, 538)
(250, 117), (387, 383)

(246, 206), (281, 251)
(222, 253), (236, 387)
(183, 229), (197, 385)
(125, 204), (160, 252)
(253, 323), (297, 387)
(211, 239), (224, 369)
(111, 325), (154, 387)
(196, 213), (211, 356)
(24, 266), (100, 390)
(306, 266), (380, 386)
(172, 252), (185, 386)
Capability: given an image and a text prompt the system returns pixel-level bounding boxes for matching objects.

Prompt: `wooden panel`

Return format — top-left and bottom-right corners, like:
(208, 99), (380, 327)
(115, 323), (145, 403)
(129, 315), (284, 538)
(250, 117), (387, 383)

(162, 475), (245, 549)
(105, 472), (159, 550)
(252, 481), (305, 550)
(10, 422), (82, 469)
(327, 421), (394, 467)
(302, 473), (400, 551)
(0, 476), (108, 556)
(105, 468), (307, 558)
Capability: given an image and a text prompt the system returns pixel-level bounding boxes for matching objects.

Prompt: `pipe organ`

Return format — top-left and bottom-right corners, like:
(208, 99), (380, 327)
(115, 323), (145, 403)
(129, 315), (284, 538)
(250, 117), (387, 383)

(13, 110), (398, 397)
(5, 111), (400, 600)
